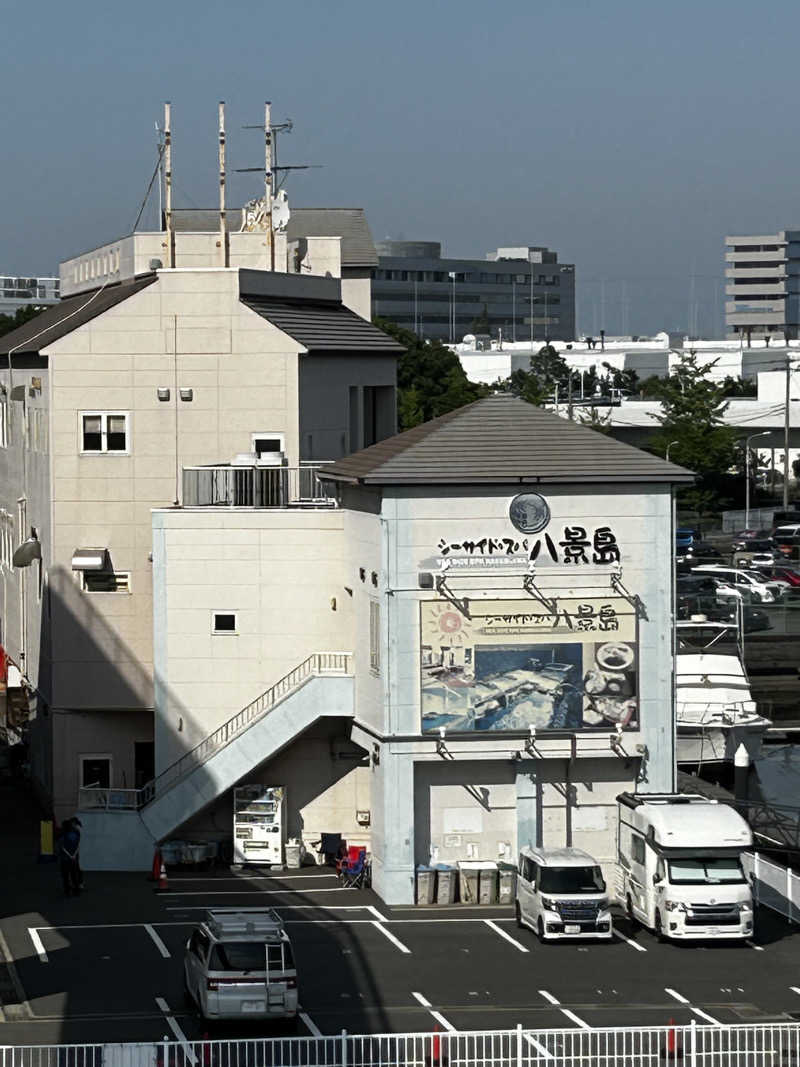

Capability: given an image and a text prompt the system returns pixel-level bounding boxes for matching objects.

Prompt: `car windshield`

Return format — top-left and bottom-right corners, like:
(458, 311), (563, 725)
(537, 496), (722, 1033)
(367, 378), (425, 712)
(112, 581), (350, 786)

(539, 865), (605, 894)
(667, 857), (745, 885)
(208, 941), (295, 973)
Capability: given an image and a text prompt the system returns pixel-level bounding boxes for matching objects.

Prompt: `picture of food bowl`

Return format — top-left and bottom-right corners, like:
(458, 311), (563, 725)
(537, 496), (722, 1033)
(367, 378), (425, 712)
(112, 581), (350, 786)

(595, 641), (635, 672)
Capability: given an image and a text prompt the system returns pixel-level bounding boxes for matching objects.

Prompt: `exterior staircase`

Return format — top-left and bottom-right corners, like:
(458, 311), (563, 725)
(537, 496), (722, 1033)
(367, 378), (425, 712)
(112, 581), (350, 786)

(78, 652), (354, 870)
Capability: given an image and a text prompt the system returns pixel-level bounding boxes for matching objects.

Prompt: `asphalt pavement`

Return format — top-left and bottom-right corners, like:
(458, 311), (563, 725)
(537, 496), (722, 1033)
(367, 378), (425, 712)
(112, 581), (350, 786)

(2, 862), (800, 1048)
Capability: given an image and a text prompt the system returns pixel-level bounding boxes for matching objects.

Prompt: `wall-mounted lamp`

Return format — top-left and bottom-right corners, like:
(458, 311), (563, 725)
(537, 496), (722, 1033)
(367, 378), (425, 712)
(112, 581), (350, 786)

(524, 725), (538, 757)
(371, 571), (378, 587)
(418, 572), (434, 589)
(157, 388), (170, 402)
(179, 388), (193, 402)
(359, 568), (366, 582)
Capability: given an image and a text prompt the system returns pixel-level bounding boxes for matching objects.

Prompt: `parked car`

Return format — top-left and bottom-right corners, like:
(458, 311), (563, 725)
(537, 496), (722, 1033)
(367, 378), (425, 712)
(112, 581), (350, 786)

(676, 542), (724, 564)
(184, 908), (298, 1023)
(676, 595), (771, 633)
(676, 528), (701, 549)
(676, 575), (745, 604)
(690, 565), (785, 604)
(516, 847), (613, 943)
(731, 533), (773, 553)
(754, 564), (800, 587)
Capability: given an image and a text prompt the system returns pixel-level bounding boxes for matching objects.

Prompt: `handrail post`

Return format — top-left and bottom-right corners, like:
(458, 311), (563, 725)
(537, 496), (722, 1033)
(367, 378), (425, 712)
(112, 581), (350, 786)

(341, 1028), (348, 1067)
(516, 1023), (523, 1067)
(688, 1018), (697, 1067)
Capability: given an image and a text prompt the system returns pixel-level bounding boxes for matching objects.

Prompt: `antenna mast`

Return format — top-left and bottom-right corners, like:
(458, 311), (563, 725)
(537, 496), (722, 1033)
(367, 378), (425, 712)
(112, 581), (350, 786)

(219, 101), (228, 267)
(164, 101), (174, 268)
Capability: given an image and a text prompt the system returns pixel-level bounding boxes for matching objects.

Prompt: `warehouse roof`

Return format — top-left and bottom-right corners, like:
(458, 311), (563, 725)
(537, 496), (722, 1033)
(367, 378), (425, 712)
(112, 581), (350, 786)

(241, 294), (404, 353)
(322, 394), (695, 485)
(0, 276), (157, 356)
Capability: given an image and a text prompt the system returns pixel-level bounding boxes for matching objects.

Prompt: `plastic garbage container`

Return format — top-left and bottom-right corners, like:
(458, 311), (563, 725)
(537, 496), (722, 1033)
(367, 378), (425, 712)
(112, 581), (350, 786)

(185, 843), (207, 865)
(159, 841), (182, 867)
(497, 862), (517, 905)
(479, 862), (499, 905)
(285, 840), (302, 869)
(434, 864), (457, 904)
(457, 861), (482, 904)
(416, 865), (436, 906)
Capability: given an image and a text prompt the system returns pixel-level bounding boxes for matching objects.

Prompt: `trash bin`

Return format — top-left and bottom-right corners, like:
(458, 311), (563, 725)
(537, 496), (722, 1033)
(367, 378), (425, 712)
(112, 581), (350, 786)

(160, 841), (183, 867)
(497, 862), (517, 905)
(285, 840), (302, 869)
(416, 865), (436, 905)
(479, 862), (499, 905)
(434, 864), (457, 904)
(185, 843), (207, 865)
(457, 861), (482, 904)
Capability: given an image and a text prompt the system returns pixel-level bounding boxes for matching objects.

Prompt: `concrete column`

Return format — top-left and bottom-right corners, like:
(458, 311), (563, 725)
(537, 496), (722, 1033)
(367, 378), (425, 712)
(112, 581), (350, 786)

(516, 761), (538, 851)
(371, 745), (415, 905)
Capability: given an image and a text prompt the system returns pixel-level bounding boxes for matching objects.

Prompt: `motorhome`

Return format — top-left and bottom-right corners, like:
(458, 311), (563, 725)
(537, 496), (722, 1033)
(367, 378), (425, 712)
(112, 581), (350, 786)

(617, 794), (753, 941)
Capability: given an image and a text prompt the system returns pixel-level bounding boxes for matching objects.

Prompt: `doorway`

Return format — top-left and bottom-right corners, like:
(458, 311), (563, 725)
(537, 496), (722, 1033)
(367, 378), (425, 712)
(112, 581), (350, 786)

(135, 741), (155, 789)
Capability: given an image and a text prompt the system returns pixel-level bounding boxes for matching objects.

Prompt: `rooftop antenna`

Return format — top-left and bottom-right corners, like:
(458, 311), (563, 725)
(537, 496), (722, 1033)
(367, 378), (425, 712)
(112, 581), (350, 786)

(155, 120), (165, 227)
(265, 101), (273, 270)
(164, 101), (174, 268)
(218, 101), (228, 267)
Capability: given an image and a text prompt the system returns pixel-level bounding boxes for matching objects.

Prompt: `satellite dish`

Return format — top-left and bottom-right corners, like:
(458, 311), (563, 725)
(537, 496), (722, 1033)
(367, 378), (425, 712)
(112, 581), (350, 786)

(271, 190), (291, 233)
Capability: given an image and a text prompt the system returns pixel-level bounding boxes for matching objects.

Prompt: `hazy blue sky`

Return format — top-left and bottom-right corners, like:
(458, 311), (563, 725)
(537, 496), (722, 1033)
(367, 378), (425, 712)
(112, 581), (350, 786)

(3, 0), (800, 335)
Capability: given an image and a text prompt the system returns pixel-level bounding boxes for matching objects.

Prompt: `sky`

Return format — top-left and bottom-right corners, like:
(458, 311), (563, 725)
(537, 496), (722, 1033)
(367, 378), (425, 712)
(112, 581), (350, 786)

(3, 0), (800, 336)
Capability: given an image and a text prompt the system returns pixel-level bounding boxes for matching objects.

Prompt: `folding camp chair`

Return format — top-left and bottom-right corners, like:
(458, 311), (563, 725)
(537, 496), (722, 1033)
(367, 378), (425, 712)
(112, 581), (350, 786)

(339, 847), (368, 888)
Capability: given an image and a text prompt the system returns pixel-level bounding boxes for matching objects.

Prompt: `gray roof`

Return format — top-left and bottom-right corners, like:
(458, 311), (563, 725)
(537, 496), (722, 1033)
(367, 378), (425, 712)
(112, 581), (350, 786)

(170, 207), (378, 268)
(286, 209), (378, 268)
(322, 394), (695, 486)
(241, 295), (404, 354)
(0, 276), (157, 356)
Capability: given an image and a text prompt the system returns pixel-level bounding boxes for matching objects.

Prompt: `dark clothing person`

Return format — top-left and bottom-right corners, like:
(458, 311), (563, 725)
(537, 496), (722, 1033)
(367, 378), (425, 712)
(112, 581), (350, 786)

(59, 825), (81, 896)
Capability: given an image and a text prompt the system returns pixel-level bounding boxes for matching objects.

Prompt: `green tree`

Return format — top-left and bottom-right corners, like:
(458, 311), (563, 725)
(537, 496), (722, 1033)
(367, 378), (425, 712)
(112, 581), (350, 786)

(650, 353), (739, 511)
(720, 375), (757, 398)
(0, 303), (46, 338)
(578, 405), (613, 434)
(374, 318), (489, 431)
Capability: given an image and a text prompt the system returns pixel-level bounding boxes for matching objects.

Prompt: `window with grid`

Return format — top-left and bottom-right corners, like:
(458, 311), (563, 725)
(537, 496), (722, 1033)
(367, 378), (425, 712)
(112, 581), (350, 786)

(82, 570), (130, 593)
(80, 412), (129, 453)
(369, 599), (380, 673)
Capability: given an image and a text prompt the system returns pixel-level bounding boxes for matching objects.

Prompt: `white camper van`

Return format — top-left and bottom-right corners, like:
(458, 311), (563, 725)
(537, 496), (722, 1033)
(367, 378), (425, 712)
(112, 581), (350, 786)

(617, 793), (753, 941)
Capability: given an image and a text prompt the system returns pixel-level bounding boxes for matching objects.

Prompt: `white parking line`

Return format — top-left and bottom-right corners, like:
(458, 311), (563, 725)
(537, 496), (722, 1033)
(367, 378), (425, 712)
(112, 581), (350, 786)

(144, 924), (171, 958)
(523, 1033), (555, 1061)
(612, 929), (647, 952)
(164, 886), (355, 896)
(411, 991), (456, 1032)
(484, 919), (529, 953)
(366, 905), (390, 922)
(28, 928), (48, 963)
(155, 997), (197, 1064)
(166, 874), (339, 882)
(298, 1009), (323, 1037)
(371, 921), (412, 953)
(538, 989), (590, 1030)
(664, 987), (720, 1026)
(746, 940), (764, 951)
(790, 986), (800, 996)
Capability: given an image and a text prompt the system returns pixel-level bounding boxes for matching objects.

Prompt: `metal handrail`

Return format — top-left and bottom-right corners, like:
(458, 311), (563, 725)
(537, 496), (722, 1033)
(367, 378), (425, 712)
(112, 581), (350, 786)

(138, 652), (352, 807)
(182, 463), (338, 508)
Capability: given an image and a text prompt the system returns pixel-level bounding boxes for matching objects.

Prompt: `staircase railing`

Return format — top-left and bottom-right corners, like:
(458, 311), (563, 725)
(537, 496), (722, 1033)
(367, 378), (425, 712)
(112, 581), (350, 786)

(77, 652), (352, 812)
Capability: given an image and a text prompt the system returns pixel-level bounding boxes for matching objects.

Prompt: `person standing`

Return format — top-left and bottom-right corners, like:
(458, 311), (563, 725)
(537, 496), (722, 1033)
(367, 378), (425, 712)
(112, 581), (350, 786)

(59, 819), (81, 897)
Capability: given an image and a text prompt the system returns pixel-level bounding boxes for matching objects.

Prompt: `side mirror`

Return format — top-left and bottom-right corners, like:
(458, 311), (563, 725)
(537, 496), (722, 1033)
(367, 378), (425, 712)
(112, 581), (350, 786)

(652, 873), (662, 885)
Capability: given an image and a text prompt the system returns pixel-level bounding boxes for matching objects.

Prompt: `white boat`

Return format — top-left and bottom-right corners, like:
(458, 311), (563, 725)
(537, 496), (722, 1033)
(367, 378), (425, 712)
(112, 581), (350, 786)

(676, 653), (771, 766)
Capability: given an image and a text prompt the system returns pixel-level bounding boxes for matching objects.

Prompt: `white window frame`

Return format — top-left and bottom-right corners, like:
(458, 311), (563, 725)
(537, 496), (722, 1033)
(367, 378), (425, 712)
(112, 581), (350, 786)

(79, 411), (130, 455)
(250, 432), (285, 456)
(81, 570), (131, 594)
(0, 396), (7, 448)
(0, 510), (13, 571)
(369, 599), (380, 674)
(212, 611), (238, 635)
(79, 753), (113, 789)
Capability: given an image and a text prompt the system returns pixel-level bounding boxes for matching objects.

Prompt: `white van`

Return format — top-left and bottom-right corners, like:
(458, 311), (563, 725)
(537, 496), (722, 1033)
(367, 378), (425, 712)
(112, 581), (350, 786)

(690, 565), (783, 604)
(617, 793), (753, 941)
(516, 847), (613, 942)
(183, 908), (298, 1022)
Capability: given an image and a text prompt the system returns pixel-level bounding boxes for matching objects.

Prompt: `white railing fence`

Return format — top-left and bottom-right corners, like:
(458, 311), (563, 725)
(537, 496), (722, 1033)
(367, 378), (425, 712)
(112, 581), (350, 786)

(182, 464), (337, 509)
(3, 1023), (800, 1067)
(743, 850), (800, 924)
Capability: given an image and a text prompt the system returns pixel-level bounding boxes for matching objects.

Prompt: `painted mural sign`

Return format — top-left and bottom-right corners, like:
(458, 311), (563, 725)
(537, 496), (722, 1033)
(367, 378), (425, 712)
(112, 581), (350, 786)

(420, 597), (637, 734)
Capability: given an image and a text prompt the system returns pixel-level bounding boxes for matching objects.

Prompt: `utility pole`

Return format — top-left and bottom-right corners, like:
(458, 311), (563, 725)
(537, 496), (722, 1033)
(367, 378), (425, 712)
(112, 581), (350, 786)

(784, 355), (792, 509)
(164, 101), (174, 268)
(218, 101), (228, 267)
(567, 373), (574, 420)
(264, 101), (274, 271)
(530, 269), (534, 350)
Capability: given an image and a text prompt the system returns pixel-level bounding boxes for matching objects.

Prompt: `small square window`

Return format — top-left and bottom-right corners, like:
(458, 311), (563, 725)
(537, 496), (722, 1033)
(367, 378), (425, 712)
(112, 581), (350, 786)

(82, 570), (130, 593)
(80, 412), (129, 454)
(213, 612), (237, 634)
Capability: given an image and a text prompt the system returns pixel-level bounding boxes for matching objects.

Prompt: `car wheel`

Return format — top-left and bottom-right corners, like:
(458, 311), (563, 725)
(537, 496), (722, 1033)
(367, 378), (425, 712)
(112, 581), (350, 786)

(537, 917), (547, 944)
(515, 902), (523, 929)
(654, 910), (665, 942)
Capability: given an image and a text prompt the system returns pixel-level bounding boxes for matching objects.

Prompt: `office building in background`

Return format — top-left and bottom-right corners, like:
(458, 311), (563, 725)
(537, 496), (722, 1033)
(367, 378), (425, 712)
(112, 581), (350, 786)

(725, 231), (800, 341)
(372, 241), (575, 343)
(1, 274), (60, 316)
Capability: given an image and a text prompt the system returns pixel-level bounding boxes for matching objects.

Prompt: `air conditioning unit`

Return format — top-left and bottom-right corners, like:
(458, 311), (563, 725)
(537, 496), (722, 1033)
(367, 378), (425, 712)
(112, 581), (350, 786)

(255, 450), (286, 468)
(231, 452), (259, 467)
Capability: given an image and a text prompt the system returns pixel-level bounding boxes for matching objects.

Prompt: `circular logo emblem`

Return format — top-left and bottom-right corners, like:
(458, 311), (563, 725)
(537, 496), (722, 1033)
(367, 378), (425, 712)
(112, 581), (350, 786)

(438, 611), (463, 634)
(509, 492), (551, 535)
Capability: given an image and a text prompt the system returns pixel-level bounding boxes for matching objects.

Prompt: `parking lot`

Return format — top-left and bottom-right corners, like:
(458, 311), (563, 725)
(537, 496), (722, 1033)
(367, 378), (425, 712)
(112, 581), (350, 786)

(2, 865), (800, 1047)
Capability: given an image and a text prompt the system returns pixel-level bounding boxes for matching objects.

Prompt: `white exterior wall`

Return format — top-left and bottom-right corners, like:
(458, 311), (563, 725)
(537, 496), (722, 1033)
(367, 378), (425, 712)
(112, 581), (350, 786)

(369, 483), (674, 904)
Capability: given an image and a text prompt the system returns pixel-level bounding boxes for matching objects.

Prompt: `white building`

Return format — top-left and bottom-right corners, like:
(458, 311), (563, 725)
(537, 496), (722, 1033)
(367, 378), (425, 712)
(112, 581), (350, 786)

(0, 274), (60, 316)
(78, 395), (688, 906)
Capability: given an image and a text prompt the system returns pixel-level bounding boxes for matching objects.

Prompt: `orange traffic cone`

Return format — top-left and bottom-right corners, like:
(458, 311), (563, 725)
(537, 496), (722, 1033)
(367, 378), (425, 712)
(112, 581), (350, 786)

(665, 1017), (682, 1059)
(155, 859), (169, 892)
(150, 848), (162, 882)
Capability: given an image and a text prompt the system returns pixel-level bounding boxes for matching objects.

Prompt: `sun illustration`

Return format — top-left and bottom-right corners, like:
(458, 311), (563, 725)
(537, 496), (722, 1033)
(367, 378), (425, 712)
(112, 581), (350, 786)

(424, 602), (469, 646)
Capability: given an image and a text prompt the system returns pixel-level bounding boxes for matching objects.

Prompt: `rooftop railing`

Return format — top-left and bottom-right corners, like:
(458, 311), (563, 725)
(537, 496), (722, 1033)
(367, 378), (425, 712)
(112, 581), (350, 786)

(182, 463), (337, 508)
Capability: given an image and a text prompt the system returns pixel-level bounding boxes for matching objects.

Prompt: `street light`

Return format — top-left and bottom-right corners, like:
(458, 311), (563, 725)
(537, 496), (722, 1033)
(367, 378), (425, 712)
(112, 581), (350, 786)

(745, 431), (771, 530)
(665, 440), (680, 462)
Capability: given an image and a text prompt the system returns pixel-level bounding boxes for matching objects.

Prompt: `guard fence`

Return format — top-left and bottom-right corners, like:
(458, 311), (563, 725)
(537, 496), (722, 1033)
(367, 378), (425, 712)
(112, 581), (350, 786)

(3, 1023), (800, 1067)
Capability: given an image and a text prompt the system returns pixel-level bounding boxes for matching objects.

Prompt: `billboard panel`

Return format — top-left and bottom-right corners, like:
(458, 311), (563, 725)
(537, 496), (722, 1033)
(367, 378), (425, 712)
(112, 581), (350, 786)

(420, 597), (637, 733)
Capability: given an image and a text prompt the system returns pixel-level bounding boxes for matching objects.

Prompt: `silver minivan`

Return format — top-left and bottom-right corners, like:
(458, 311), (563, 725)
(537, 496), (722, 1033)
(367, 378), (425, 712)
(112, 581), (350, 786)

(184, 908), (298, 1023)
(516, 847), (613, 942)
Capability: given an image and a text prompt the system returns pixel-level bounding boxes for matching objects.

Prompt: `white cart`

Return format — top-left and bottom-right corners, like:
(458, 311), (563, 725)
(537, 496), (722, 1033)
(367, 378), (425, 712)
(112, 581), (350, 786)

(233, 785), (285, 866)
